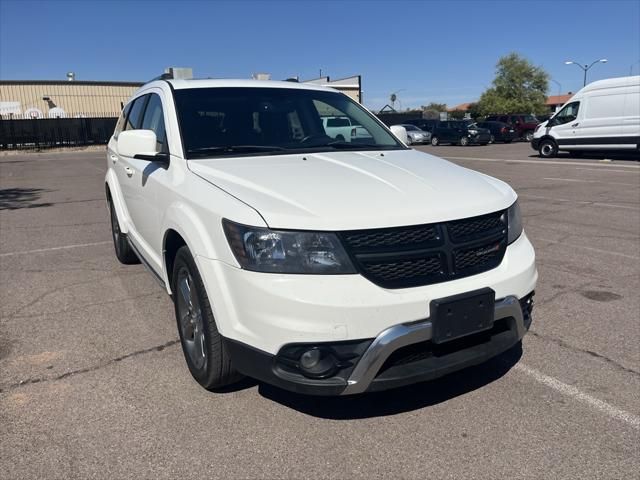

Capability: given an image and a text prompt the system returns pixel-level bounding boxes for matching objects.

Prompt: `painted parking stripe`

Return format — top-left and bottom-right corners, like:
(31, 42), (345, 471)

(440, 155), (640, 169)
(515, 364), (640, 430)
(543, 177), (638, 187)
(520, 193), (640, 211)
(0, 241), (111, 257)
(533, 237), (640, 260)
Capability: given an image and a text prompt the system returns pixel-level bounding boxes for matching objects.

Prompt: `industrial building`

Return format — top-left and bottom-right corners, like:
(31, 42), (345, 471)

(0, 72), (362, 119)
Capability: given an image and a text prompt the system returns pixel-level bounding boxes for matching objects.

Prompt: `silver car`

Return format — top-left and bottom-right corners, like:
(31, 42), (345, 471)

(398, 124), (431, 145)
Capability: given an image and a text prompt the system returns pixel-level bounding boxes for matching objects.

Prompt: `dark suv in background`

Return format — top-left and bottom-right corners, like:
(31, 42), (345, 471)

(429, 120), (491, 146)
(475, 121), (517, 144)
(485, 114), (539, 142)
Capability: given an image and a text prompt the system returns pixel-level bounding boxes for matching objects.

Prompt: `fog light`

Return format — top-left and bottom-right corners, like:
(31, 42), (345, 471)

(300, 349), (321, 369)
(298, 347), (338, 379)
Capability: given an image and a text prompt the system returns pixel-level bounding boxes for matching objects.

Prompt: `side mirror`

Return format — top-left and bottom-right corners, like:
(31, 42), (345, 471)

(390, 125), (408, 145)
(117, 130), (168, 163)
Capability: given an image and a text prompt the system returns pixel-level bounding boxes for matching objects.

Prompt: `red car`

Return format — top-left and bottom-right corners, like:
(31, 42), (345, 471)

(485, 114), (540, 142)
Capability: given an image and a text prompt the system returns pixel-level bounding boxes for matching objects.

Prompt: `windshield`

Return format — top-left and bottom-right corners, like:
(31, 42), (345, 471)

(174, 87), (405, 158)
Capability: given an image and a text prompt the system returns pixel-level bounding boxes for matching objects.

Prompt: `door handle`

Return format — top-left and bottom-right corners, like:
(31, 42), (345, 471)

(110, 154), (118, 164)
(571, 122), (579, 127)
(124, 167), (134, 177)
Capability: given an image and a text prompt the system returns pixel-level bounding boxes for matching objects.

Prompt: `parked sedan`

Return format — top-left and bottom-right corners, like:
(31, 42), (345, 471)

(396, 124), (431, 145)
(476, 121), (517, 144)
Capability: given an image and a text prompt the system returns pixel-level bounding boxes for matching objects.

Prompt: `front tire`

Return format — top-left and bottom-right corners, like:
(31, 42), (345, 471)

(538, 139), (558, 158)
(108, 195), (139, 265)
(172, 246), (242, 390)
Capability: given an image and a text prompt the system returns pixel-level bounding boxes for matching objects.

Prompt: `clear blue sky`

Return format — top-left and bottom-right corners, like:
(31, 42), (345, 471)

(1, 0), (639, 110)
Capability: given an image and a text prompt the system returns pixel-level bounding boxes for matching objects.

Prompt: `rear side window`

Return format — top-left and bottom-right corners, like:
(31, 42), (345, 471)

(141, 93), (168, 153)
(326, 117), (351, 127)
(124, 95), (149, 131)
(114, 103), (132, 139)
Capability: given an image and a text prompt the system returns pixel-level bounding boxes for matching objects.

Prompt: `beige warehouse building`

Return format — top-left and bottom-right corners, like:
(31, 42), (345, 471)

(0, 74), (362, 119)
(0, 80), (143, 119)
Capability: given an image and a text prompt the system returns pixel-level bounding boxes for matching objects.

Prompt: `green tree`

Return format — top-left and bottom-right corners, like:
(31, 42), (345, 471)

(476, 53), (549, 116)
(421, 102), (447, 119)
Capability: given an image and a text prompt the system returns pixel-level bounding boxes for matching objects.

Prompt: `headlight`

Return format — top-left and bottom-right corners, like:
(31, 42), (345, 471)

(223, 220), (356, 274)
(468, 129), (478, 135)
(507, 200), (523, 244)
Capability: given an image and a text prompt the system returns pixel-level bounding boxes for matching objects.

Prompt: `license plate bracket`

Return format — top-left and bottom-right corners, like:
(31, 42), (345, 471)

(430, 288), (495, 344)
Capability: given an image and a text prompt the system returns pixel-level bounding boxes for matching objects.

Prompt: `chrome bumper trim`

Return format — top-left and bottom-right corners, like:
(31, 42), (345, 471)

(341, 295), (524, 395)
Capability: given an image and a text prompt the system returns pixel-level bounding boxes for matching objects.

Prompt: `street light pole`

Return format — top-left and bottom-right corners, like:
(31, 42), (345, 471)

(565, 59), (608, 86)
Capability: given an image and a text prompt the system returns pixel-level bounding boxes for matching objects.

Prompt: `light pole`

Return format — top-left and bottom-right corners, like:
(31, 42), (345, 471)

(551, 79), (562, 95)
(565, 59), (608, 86)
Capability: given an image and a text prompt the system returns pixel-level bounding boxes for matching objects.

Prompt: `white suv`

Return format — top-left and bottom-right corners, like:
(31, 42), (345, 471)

(106, 78), (537, 395)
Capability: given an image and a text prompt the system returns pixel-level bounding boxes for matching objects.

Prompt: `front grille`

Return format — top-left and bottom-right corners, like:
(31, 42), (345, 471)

(361, 256), (443, 282)
(344, 225), (439, 250)
(340, 210), (507, 289)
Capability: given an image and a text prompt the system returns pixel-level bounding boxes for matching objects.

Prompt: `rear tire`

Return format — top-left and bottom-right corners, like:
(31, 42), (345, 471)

(538, 139), (558, 158)
(431, 136), (439, 146)
(172, 246), (243, 390)
(108, 195), (139, 265)
(524, 131), (534, 142)
(489, 135), (495, 144)
(459, 136), (470, 146)
(504, 139), (512, 144)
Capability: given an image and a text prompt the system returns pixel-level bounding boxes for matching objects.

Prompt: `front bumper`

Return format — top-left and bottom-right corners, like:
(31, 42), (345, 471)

(531, 138), (541, 150)
(470, 133), (491, 144)
(223, 293), (534, 395)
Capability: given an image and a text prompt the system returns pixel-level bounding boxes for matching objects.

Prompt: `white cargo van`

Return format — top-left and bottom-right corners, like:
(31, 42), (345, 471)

(532, 75), (640, 157)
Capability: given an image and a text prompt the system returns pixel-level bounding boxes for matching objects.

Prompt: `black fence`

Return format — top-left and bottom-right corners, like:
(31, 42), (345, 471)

(0, 117), (117, 150)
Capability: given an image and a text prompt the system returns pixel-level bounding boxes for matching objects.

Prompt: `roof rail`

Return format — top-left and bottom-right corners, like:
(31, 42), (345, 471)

(147, 72), (173, 83)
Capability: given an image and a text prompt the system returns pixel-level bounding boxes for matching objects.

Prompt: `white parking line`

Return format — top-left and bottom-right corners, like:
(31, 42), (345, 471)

(534, 236), (640, 260)
(543, 177), (638, 187)
(515, 364), (640, 430)
(519, 193), (640, 211)
(576, 167), (638, 174)
(442, 155), (640, 170)
(0, 241), (110, 257)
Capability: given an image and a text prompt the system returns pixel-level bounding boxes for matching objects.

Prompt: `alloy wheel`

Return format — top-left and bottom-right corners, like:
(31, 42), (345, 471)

(176, 268), (207, 370)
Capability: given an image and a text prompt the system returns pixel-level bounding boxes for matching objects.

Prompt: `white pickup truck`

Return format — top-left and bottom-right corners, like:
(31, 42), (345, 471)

(321, 116), (373, 143)
(106, 78), (536, 396)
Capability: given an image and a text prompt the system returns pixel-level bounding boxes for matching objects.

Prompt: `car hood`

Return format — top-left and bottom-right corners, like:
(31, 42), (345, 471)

(188, 149), (516, 230)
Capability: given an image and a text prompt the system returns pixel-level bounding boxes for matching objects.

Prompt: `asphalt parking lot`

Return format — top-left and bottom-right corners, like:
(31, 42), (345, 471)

(1, 142), (639, 479)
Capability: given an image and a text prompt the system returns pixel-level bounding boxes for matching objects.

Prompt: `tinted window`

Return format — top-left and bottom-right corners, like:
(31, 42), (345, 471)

(174, 87), (403, 158)
(124, 95), (149, 131)
(326, 117), (351, 127)
(141, 93), (168, 153)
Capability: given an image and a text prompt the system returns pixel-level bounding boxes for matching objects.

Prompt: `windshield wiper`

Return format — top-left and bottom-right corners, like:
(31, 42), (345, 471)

(187, 145), (287, 156)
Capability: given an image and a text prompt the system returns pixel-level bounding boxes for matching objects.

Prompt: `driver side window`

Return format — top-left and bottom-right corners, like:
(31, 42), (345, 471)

(552, 102), (580, 125)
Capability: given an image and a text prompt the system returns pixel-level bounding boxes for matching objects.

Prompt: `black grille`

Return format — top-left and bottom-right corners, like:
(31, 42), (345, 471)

(447, 212), (504, 242)
(344, 225), (439, 250)
(361, 256), (443, 282)
(340, 210), (507, 288)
